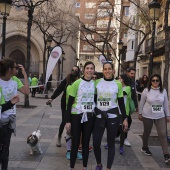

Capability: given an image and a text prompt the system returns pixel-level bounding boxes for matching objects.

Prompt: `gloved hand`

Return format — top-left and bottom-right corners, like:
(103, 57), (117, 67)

(8, 114), (16, 123)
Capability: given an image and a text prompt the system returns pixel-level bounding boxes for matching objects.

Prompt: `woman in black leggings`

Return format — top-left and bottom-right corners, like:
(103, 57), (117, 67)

(65, 61), (95, 170)
(47, 66), (80, 147)
(93, 62), (128, 170)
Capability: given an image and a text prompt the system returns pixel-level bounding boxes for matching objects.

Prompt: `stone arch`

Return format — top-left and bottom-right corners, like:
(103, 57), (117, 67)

(9, 50), (25, 78)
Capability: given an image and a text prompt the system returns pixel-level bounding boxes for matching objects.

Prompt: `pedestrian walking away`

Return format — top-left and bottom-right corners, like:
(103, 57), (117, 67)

(138, 74), (170, 163)
(0, 58), (29, 170)
(93, 62), (128, 170)
(65, 61), (95, 170)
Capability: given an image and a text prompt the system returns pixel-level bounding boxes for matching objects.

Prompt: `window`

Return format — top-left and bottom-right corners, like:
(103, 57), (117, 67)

(85, 56), (94, 60)
(85, 13), (95, 19)
(85, 3), (96, 8)
(124, 6), (129, 16)
(76, 2), (80, 8)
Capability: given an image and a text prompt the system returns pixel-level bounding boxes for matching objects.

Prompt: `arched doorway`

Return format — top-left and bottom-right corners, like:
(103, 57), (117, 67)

(9, 50), (25, 78)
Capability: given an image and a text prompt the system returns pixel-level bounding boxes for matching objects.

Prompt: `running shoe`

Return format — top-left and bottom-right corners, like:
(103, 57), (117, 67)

(95, 164), (103, 170)
(141, 147), (152, 156)
(77, 151), (83, 160)
(164, 154), (170, 163)
(124, 138), (131, 147)
(66, 151), (70, 160)
(56, 137), (61, 147)
(104, 143), (108, 149)
(119, 146), (124, 154)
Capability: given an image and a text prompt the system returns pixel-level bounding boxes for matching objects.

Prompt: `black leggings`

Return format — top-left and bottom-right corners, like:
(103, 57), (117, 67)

(93, 116), (120, 169)
(70, 114), (94, 168)
(58, 108), (66, 138)
(0, 125), (13, 170)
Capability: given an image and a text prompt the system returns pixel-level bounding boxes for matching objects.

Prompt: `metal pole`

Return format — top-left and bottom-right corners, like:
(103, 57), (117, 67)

(2, 16), (6, 58)
(149, 21), (156, 78)
(118, 50), (120, 77)
(61, 57), (63, 80)
(45, 47), (50, 99)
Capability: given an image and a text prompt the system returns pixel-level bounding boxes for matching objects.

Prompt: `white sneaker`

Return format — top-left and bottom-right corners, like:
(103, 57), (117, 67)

(115, 137), (120, 142)
(56, 137), (61, 147)
(124, 138), (131, 147)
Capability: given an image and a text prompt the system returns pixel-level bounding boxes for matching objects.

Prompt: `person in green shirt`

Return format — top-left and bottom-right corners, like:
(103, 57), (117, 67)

(31, 75), (39, 97)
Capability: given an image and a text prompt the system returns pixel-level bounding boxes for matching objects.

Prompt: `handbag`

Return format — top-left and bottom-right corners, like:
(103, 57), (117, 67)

(129, 99), (135, 115)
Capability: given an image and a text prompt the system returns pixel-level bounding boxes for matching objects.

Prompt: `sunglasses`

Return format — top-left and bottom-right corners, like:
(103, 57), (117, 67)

(92, 76), (97, 79)
(71, 69), (78, 72)
(151, 79), (159, 82)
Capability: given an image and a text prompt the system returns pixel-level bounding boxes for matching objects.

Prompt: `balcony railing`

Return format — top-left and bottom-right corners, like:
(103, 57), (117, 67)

(145, 30), (164, 53)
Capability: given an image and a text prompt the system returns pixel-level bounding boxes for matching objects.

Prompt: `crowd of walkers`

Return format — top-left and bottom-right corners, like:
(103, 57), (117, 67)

(0, 58), (170, 170)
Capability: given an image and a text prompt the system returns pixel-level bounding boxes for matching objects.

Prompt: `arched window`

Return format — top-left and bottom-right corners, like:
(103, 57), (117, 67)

(9, 50), (25, 78)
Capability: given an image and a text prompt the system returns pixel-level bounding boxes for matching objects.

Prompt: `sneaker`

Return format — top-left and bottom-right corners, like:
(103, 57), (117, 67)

(124, 138), (131, 147)
(77, 151), (83, 160)
(95, 164), (103, 170)
(119, 146), (124, 154)
(164, 154), (170, 163)
(141, 147), (152, 156)
(115, 137), (120, 142)
(66, 151), (70, 160)
(104, 143), (108, 149)
(56, 137), (61, 147)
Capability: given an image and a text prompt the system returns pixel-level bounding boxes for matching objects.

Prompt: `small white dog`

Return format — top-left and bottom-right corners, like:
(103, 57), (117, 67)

(27, 130), (43, 155)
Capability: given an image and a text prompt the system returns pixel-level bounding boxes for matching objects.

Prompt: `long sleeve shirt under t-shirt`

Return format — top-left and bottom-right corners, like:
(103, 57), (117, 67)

(139, 88), (170, 119)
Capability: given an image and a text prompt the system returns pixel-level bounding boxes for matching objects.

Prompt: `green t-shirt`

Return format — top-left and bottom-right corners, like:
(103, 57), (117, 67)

(123, 86), (131, 116)
(31, 77), (38, 86)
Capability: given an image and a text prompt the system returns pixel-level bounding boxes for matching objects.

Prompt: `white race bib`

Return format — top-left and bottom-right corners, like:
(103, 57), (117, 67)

(97, 98), (111, 109)
(152, 105), (163, 113)
(81, 102), (93, 112)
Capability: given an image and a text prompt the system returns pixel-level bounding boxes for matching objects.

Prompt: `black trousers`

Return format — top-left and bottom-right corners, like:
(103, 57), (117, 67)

(93, 116), (120, 169)
(58, 108), (66, 138)
(70, 114), (94, 168)
(0, 125), (13, 170)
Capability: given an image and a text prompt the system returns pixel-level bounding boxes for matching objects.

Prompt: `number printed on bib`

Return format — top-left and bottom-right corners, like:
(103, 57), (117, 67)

(97, 98), (111, 109)
(81, 102), (93, 112)
(152, 105), (163, 113)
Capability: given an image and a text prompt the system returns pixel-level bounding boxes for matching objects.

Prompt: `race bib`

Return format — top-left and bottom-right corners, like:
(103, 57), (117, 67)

(97, 98), (111, 109)
(152, 105), (163, 113)
(81, 102), (93, 112)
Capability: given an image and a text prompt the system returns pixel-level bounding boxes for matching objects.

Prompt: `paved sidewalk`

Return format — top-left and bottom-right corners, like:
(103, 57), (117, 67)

(7, 92), (170, 170)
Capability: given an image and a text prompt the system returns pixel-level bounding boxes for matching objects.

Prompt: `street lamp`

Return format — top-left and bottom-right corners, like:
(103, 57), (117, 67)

(0, 0), (12, 58)
(148, 0), (161, 77)
(117, 39), (123, 77)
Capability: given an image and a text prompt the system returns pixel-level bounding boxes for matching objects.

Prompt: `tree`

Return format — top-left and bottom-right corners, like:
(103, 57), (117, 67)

(13, 0), (49, 107)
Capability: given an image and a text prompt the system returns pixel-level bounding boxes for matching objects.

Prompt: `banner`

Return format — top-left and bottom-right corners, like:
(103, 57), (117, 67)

(45, 46), (62, 85)
(99, 54), (107, 66)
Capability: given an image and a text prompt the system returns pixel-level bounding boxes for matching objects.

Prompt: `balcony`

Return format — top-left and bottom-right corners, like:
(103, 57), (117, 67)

(145, 30), (165, 53)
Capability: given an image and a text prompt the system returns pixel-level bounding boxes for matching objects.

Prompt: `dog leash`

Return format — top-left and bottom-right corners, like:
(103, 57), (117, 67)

(36, 112), (45, 132)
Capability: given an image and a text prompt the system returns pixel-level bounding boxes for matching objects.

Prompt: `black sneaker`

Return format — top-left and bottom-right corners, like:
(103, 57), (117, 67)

(141, 147), (152, 156)
(164, 154), (170, 163)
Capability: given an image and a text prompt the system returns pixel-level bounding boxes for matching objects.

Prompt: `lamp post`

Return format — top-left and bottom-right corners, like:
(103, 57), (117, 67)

(45, 34), (53, 99)
(148, 0), (161, 77)
(0, 0), (12, 58)
(117, 39), (123, 77)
